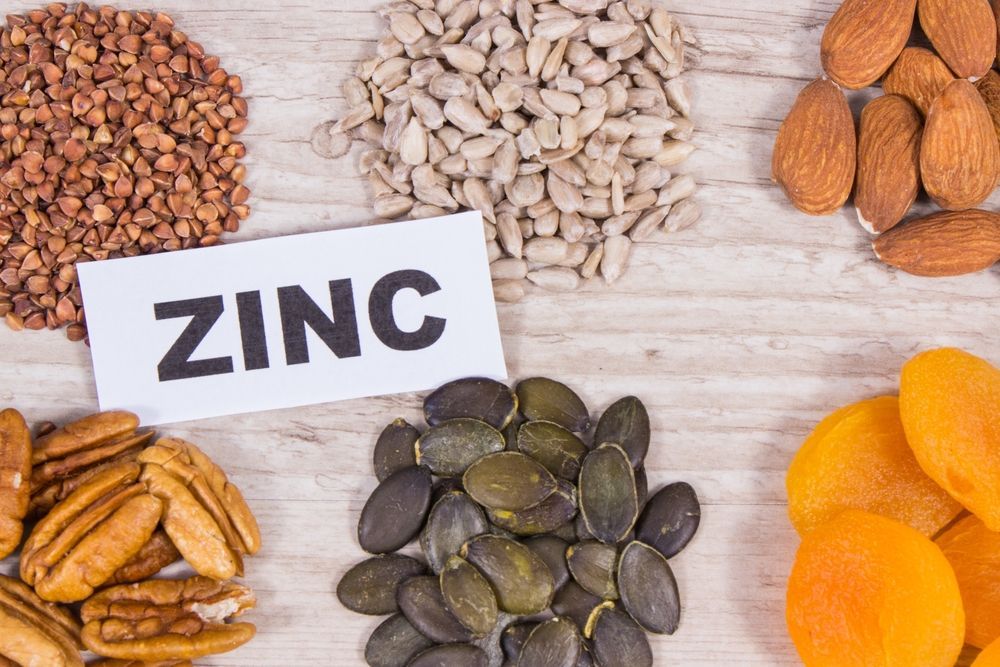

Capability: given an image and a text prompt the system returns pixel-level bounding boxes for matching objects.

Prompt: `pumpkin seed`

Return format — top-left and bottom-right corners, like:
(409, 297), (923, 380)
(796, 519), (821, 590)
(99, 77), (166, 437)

(365, 614), (434, 667)
(462, 535), (555, 615)
(488, 479), (577, 536)
(503, 418), (521, 451)
(576, 647), (595, 667)
(551, 581), (603, 633)
(359, 466), (433, 554)
(590, 607), (652, 667)
(519, 617), (582, 667)
(337, 554), (427, 615)
(579, 444), (638, 544)
(421, 491), (490, 573)
(424, 377), (518, 429)
(416, 418), (506, 477)
(407, 643), (489, 667)
(524, 535), (571, 591)
(566, 541), (618, 600)
(397, 575), (475, 644)
(374, 418), (421, 482)
(594, 396), (650, 468)
(502, 622), (538, 661)
(635, 466), (648, 508)
(635, 481), (700, 559)
(518, 420), (589, 479)
(463, 452), (558, 511)
(516, 378), (591, 432)
(583, 600), (616, 640)
(440, 555), (499, 637)
(617, 541), (680, 635)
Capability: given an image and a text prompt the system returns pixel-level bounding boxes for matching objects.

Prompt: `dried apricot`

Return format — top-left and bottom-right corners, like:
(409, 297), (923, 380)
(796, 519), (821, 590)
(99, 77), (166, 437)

(937, 514), (1000, 648)
(787, 396), (961, 536)
(974, 639), (1000, 667)
(787, 510), (965, 667)
(900, 348), (1000, 530)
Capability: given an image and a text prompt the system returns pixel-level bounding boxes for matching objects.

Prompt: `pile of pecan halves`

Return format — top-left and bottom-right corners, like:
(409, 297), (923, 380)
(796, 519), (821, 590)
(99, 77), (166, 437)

(0, 408), (261, 666)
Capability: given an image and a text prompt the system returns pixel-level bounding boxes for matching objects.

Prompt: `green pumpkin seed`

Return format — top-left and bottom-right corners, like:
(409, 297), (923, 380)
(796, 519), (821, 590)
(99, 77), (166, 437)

(461, 535), (555, 615)
(487, 479), (577, 536)
(501, 622), (538, 661)
(566, 541), (618, 600)
(635, 482), (700, 559)
(407, 644), (489, 667)
(583, 600), (616, 639)
(420, 491), (490, 574)
(517, 421), (589, 479)
(365, 614), (434, 667)
(374, 418), (420, 482)
(576, 646), (594, 667)
(359, 466), (433, 554)
(424, 377), (518, 430)
(463, 452), (558, 511)
(551, 521), (578, 543)
(524, 535), (571, 590)
(635, 467), (648, 508)
(590, 607), (652, 667)
(440, 556), (498, 637)
(397, 576), (474, 644)
(516, 378), (591, 433)
(594, 396), (650, 468)
(519, 617), (582, 667)
(617, 541), (680, 635)
(337, 554), (426, 615)
(578, 444), (638, 544)
(551, 581), (603, 631)
(416, 418), (505, 477)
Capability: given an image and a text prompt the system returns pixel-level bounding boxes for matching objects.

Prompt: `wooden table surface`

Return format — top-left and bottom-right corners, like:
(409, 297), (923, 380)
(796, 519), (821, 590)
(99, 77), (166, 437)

(1, 0), (997, 665)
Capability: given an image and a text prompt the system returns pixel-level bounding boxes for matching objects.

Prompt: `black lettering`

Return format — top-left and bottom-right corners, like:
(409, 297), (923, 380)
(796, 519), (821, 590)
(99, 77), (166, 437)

(368, 270), (446, 351)
(154, 296), (234, 382)
(278, 280), (361, 365)
(236, 291), (269, 371)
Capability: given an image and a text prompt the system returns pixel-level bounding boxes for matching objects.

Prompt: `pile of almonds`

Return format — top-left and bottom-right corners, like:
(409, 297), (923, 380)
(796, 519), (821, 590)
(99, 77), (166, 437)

(0, 3), (251, 340)
(772, 0), (1000, 278)
(325, 0), (700, 302)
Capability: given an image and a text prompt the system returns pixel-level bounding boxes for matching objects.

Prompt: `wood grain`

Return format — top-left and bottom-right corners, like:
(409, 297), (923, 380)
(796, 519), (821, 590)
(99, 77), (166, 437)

(1, 0), (998, 665)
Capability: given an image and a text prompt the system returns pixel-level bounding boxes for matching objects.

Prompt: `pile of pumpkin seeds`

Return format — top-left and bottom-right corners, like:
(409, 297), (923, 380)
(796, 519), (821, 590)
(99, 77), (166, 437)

(338, 376), (701, 667)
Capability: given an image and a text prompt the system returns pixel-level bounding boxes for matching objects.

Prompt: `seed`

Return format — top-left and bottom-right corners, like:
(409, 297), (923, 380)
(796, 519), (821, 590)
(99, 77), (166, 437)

(421, 491), (490, 574)
(579, 444), (639, 544)
(397, 575), (475, 644)
(416, 418), (505, 477)
(635, 482), (701, 559)
(373, 418), (420, 482)
(407, 644), (489, 667)
(524, 535), (572, 591)
(440, 555), (498, 636)
(635, 466), (649, 507)
(336, 554), (427, 615)
(590, 607), (653, 667)
(463, 451), (558, 511)
(519, 617), (583, 667)
(487, 478), (578, 536)
(462, 535), (556, 615)
(600, 235), (631, 285)
(617, 541), (680, 634)
(502, 622), (538, 662)
(594, 396), (650, 468)
(358, 466), (433, 554)
(365, 614), (435, 667)
(524, 237), (570, 265)
(552, 580), (604, 630)
(440, 44), (487, 74)
(665, 198), (702, 232)
(518, 420), (589, 479)
(516, 378), (592, 433)
(423, 377), (518, 429)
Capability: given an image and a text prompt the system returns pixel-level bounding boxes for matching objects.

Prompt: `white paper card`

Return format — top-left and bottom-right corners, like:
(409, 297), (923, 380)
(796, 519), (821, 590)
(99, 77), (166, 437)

(78, 212), (506, 425)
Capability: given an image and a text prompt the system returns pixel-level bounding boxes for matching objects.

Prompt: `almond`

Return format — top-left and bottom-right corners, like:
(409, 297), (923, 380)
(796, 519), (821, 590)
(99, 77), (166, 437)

(855, 96), (923, 234)
(873, 209), (1000, 276)
(883, 47), (955, 116)
(772, 78), (856, 216)
(920, 79), (1000, 211)
(976, 69), (1000, 143)
(821, 0), (917, 89)
(918, 0), (997, 80)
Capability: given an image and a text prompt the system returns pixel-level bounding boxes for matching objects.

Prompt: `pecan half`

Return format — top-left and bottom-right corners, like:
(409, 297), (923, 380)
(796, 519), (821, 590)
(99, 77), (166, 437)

(0, 409), (31, 559)
(20, 462), (163, 603)
(0, 574), (83, 666)
(107, 530), (182, 586)
(138, 439), (260, 580)
(81, 577), (256, 661)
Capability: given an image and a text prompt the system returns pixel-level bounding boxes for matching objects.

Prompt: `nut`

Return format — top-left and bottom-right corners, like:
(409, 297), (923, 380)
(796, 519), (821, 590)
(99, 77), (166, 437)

(918, 0), (997, 80)
(976, 69), (1000, 144)
(0, 408), (31, 559)
(820, 0), (917, 89)
(883, 47), (955, 117)
(872, 209), (1000, 276)
(0, 574), (83, 666)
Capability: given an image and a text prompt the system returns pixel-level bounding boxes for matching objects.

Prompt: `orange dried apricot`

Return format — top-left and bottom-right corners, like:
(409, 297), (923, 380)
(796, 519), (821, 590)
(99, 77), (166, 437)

(900, 348), (1000, 530)
(787, 396), (961, 536)
(937, 514), (1000, 648)
(787, 509), (965, 667)
(974, 638), (1000, 667)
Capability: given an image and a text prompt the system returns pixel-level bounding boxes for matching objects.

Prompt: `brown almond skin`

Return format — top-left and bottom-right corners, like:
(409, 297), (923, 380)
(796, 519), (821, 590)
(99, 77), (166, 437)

(772, 78), (856, 216)
(883, 47), (955, 116)
(994, 0), (1000, 63)
(821, 0), (917, 89)
(873, 209), (1000, 276)
(919, 0), (997, 80)
(921, 79), (1000, 211)
(855, 95), (923, 234)
(976, 69), (1000, 143)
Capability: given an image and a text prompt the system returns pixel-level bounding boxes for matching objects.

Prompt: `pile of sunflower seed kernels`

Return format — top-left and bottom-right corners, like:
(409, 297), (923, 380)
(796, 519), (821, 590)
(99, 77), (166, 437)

(324, 0), (700, 302)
